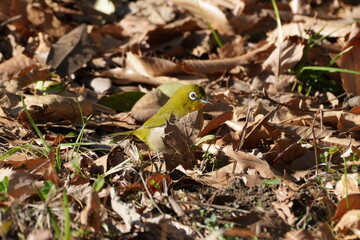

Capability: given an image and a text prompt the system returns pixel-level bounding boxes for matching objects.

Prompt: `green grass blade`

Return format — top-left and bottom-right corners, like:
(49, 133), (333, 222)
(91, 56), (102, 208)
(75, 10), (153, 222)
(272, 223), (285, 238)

(300, 66), (360, 75)
(63, 189), (71, 240)
(196, 0), (223, 47)
(329, 46), (353, 66)
(47, 206), (61, 239)
(271, 0), (283, 42)
(21, 96), (51, 156)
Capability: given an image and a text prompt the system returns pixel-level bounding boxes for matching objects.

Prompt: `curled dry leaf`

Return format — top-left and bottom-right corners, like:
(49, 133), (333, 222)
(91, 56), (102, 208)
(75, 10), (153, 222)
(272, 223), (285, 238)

(262, 138), (306, 172)
(126, 52), (183, 77)
(273, 184), (297, 225)
(146, 173), (171, 194)
(268, 123), (333, 140)
(223, 145), (275, 179)
(198, 111), (234, 138)
(267, 15), (352, 42)
(183, 41), (274, 75)
(17, 95), (93, 123)
(172, 0), (234, 35)
(103, 67), (178, 86)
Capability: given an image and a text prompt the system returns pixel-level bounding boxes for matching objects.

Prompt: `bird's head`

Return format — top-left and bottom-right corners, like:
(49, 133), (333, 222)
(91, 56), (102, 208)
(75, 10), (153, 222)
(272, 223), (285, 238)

(169, 84), (212, 114)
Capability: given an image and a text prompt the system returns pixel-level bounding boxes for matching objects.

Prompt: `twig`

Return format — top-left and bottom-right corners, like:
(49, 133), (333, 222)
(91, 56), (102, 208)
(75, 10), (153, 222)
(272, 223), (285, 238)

(176, 201), (250, 213)
(0, 15), (22, 28)
(311, 109), (320, 174)
(139, 171), (164, 215)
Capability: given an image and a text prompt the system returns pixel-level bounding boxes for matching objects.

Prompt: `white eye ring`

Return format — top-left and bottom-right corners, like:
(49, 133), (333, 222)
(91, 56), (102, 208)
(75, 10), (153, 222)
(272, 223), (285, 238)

(189, 92), (197, 100)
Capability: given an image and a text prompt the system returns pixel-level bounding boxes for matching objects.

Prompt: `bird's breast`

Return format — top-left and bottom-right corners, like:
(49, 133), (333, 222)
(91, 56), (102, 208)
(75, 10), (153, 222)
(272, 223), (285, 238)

(146, 126), (173, 154)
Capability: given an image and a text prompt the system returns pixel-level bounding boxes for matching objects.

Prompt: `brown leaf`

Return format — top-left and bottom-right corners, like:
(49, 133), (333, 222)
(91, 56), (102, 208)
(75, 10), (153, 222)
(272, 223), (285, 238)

(334, 173), (359, 198)
(172, 0), (234, 35)
(46, 24), (97, 77)
(273, 183), (297, 225)
(130, 88), (170, 122)
(223, 228), (256, 238)
(285, 229), (314, 240)
(163, 111), (204, 169)
(17, 95), (93, 123)
(198, 111), (234, 138)
(0, 54), (35, 80)
(27, 229), (52, 240)
(263, 36), (305, 76)
(317, 222), (336, 240)
(223, 146), (275, 179)
(0, 168), (41, 199)
(80, 191), (102, 231)
(102, 67), (178, 86)
(146, 173), (171, 194)
(269, 123), (332, 140)
(273, 201), (297, 225)
(334, 209), (360, 236)
(333, 193), (360, 223)
(182, 42), (275, 75)
(126, 52), (183, 77)
(340, 33), (360, 95)
(263, 138), (306, 171)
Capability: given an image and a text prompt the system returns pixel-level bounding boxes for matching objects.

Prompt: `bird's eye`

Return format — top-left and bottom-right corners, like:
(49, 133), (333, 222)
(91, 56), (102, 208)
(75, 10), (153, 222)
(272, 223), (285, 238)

(189, 92), (197, 100)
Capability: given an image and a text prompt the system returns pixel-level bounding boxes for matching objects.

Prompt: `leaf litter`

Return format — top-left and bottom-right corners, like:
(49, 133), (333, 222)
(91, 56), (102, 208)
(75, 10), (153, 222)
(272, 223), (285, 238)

(1, 0), (360, 239)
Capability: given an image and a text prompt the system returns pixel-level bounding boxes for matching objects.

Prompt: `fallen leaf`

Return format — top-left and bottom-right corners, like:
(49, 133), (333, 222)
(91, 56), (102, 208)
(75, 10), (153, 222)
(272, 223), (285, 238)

(80, 191), (102, 231)
(334, 173), (359, 198)
(333, 194), (360, 223)
(46, 24), (97, 76)
(110, 187), (142, 233)
(223, 146), (275, 179)
(285, 229), (314, 240)
(334, 209), (360, 237)
(340, 33), (360, 96)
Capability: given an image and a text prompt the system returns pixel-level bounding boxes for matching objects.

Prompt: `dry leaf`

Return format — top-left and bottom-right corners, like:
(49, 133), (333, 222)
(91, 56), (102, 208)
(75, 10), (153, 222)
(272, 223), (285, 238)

(263, 36), (305, 76)
(46, 24), (96, 76)
(334, 209), (360, 236)
(334, 173), (359, 198)
(340, 33), (360, 96)
(285, 229), (314, 240)
(172, 0), (234, 35)
(80, 191), (102, 231)
(17, 95), (93, 123)
(110, 187), (142, 233)
(223, 146), (275, 179)
(333, 194), (360, 223)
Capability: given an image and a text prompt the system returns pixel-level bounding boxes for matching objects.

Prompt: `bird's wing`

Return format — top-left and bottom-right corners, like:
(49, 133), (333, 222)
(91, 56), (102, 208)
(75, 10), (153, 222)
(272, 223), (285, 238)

(141, 111), (171, 128)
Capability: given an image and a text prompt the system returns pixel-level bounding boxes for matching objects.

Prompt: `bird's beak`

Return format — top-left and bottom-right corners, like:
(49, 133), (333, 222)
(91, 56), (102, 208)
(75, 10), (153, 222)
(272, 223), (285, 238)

(201, 98), (213, 105)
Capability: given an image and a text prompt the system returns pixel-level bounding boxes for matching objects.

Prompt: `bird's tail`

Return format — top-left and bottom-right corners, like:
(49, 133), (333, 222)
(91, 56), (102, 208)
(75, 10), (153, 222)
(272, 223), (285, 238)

(107, 130), (136, 143)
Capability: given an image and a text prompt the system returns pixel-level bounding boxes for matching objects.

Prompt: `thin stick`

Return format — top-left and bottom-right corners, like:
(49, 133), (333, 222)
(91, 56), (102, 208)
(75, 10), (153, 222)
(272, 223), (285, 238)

(176, 201), (250, 213)
(139, 171), (164, 215)
(311, 110), (320, 174)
